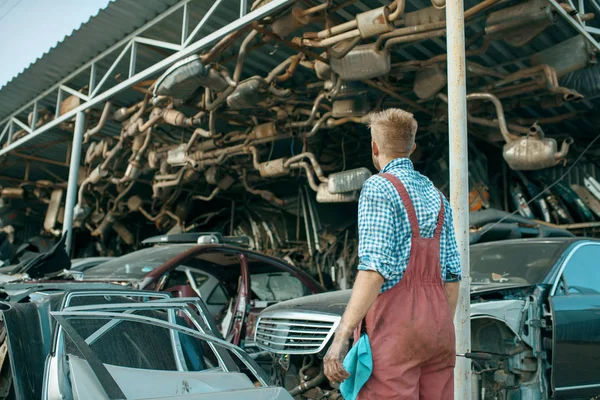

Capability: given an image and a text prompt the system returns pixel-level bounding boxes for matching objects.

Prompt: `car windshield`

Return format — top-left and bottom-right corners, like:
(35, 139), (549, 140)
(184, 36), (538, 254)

(470, 242), (562, 285)
(250, 271), (311, 302)
(83, 245), (195, 281)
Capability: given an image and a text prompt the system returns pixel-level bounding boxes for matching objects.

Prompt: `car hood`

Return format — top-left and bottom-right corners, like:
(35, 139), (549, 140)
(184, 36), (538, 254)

(263, 284), (535, 317)
(258, 285), (536, 353)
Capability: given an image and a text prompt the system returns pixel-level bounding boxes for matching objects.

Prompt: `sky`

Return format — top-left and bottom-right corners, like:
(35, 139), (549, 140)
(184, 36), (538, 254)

(0, 0), (111, 88)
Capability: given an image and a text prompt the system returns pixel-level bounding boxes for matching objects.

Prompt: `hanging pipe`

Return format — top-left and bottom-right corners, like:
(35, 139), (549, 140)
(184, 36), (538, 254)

(374, 0), (498, 49)
(299, 0), (332, 17)
(393, 36), (492, 70)
(309, 0), (406, 40)
(83, 101), (112, 142)
(111, 127), (154, 185)
(185, 128), (211, 152)
(384, 29), (446, 49)
(204, 30), (259, 111)
(289, 92), (328, 128)
(438, 93), (521, 142)
(242, 169), (286, 206)
(193, 187), (221, 201)
(110, 180), (136, 212)
(284, 152), (328, 183)
(483, 65), (583, 102)
(289, 161), (321, 192)
(388, 0), (407, 21)
(305, 111), (333, 138)
(153, 167), (187, 199)
(266, 54), (303, 83)
(202, 26), (250, 64)
(76, 166), (108, 210)
(234, 30), (259, 83)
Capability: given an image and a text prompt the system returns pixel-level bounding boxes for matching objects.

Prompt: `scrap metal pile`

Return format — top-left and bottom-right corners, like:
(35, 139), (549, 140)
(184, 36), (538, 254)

(2, 0), (600, 269)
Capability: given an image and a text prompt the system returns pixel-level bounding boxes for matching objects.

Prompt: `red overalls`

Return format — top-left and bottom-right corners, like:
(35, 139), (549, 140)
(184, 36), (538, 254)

(356, 173), (456, 400)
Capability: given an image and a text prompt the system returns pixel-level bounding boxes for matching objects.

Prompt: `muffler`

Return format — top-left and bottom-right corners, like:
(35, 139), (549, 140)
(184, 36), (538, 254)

(329, 44), (391, 80)
(154, 55), (229, 101)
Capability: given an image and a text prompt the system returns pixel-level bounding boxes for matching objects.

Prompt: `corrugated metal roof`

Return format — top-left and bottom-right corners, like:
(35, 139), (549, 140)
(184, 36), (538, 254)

(0, 0), (179, 120)
(1, 0), (600, 188)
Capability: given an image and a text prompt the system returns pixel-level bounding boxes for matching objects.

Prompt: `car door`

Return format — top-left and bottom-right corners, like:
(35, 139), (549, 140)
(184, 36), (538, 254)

(550, 243), (600, 399)
(186, 269), (223, 317)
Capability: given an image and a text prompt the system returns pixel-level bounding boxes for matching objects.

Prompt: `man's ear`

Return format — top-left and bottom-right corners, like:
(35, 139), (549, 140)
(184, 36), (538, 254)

(410, 143), (417, 155)
(372, 140), (380, 156)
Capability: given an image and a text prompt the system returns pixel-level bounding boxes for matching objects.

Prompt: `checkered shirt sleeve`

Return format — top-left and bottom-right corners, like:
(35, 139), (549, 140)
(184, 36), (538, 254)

(357, 173), (462, 292)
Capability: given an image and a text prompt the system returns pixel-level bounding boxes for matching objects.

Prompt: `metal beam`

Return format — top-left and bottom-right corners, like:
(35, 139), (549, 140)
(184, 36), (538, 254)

(11, 152), (69, 167)
(11, 117), (31, 133)
(0, 0), (294, 157)
(60, 85), (89, 101)
(183, 0), (226, 47)
(90, 41), (133, 98)
(63, 111), (85, 254)
(446, 0), (471, 397)
(31, 101), (38, 131)
(135, 37), (182, 52)
(549, 0), (600, 51)
(181, 2), (189, 45)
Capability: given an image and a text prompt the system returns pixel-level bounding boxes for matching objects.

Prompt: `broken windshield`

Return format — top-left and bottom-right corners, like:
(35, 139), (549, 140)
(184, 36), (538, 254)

(82, 245), (195, 281)
(470, 242), (561, 285)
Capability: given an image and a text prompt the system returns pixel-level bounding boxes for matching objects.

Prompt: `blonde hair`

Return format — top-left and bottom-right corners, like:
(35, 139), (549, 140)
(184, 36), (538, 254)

(368, 108), (418, 157)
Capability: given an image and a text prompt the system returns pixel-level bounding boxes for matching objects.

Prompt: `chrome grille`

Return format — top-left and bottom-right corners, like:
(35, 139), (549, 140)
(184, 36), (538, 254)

(254, 311), (340, 355)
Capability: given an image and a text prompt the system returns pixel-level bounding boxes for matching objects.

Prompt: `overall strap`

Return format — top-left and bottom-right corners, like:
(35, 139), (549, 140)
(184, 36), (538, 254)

(380, 173), (420, 238)
(433, 191), (445, 239)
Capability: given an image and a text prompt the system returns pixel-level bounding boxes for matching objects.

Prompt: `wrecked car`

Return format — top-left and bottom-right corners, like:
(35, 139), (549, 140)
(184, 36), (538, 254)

(254, 238), (600, 399)
(0, 288), (293, 399)
(63, 233), (325, 347)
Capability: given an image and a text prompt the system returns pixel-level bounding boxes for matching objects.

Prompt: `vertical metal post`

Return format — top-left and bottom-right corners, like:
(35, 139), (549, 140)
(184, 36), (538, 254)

(129, 41), (137, 78)
(31, 101), (38, 131)
(55, 88), (63, 118)
(63, 111), (86, 254)
(7, 121), (14, 144)
(89, 63), (97, 95)
(446, 0), (471, 397)
(181, 2), (189, 45)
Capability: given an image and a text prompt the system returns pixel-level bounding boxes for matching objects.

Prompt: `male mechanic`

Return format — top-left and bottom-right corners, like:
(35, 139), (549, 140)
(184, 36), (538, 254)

(323, 109), (462, 399)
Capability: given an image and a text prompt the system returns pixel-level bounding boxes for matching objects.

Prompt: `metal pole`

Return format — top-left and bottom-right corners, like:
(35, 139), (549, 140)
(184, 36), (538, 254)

(63, 111), (86, 255)
(445, 0), (471, 398)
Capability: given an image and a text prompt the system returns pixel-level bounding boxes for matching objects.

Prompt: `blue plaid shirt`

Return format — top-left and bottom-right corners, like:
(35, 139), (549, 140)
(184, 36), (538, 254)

(358, 158), (462, 292)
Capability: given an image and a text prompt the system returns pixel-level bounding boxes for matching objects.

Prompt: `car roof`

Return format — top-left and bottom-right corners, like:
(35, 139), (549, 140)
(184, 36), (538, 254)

(71, 257), (113, 264)
(470, 237), (598, 249)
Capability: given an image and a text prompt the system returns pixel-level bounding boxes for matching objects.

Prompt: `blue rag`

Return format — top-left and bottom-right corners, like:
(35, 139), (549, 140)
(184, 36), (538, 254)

(339, 334), (373, 400)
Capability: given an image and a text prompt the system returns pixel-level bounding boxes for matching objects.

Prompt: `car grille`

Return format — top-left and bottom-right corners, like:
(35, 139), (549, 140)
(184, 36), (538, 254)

(254, 311), (341, 355)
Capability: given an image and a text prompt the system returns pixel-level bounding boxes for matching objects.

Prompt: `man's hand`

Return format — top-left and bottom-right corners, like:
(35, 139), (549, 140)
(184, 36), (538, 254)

(324, 336), (350, 384)
(323, 270), (384, 384)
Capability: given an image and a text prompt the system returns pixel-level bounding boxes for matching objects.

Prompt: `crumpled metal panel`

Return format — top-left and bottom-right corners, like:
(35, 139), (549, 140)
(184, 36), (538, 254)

(1, 302), (48, 400)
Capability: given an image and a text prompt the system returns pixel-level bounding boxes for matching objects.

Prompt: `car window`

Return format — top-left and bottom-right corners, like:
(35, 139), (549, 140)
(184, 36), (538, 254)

(207, 284), (229, 305)
(470, 243), (562, 285)
(250, 271), (310, 302)
(164, 270), (190, 288)
(189, 271), (209, 288)
(558, 244), (600, 295)
(64, 312), (217, 372)
(83, 245), (195, 281)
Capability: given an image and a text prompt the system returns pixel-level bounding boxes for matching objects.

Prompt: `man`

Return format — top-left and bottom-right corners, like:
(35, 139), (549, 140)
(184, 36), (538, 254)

(323, 109), (461, 399)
